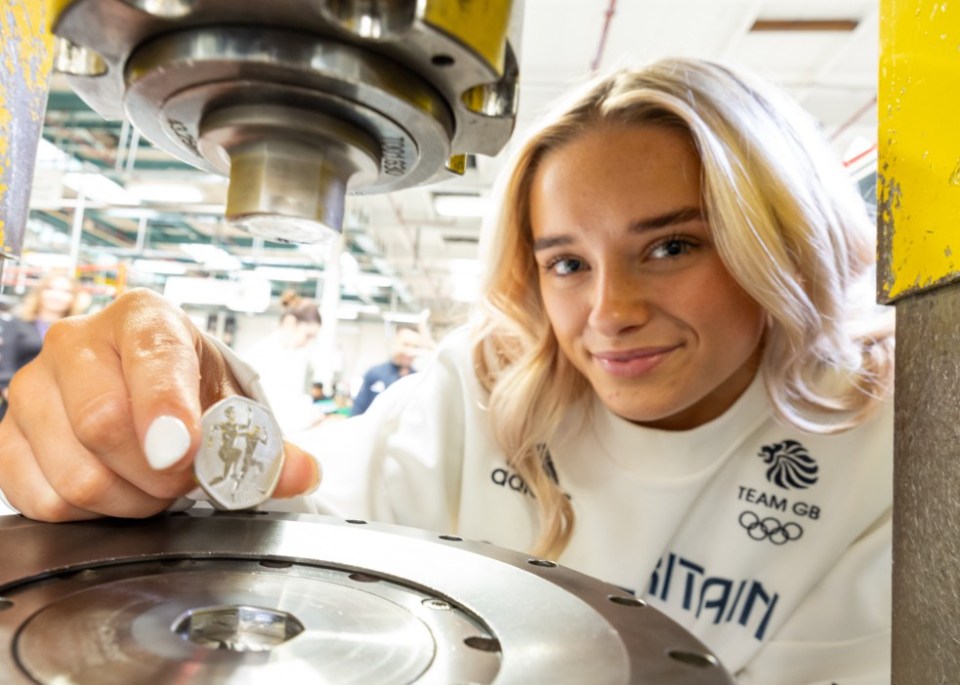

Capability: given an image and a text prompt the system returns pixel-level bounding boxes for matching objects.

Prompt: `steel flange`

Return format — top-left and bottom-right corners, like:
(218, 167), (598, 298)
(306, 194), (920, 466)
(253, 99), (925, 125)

(49, 0), (522, 241)
(0, 511), (734, 684)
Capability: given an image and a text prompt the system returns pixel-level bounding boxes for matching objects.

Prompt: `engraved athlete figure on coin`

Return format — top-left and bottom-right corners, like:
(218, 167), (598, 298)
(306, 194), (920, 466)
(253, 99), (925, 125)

(240, 424), (268, 477)
(196, 396), (284, 510)
(208, 405), (245, 486)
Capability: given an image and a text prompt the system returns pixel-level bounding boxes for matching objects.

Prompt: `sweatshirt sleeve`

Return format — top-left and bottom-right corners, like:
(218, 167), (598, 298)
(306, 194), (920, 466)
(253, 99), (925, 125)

(215, 329), (473, 532)
(734, 509), (892, 685)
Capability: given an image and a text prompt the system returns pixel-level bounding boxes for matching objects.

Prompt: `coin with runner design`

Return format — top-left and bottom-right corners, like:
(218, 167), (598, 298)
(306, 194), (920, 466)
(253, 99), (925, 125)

(196, 396), (284, 510)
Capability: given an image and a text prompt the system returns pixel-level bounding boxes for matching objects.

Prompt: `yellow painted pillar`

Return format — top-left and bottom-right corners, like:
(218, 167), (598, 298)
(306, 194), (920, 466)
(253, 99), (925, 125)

(0, 0), (55, 262)
(879, 1), (960, 298)
(880, 1), (960, 681)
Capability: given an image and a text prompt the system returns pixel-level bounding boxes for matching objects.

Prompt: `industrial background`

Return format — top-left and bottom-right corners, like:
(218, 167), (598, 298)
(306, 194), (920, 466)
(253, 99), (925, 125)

(2, 0), (960, 682)
(12, 0), (880, 324)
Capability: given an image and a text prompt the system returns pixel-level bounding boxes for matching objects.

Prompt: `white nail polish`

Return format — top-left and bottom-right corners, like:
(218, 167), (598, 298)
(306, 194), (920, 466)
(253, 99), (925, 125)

(144, 416), (191, 470)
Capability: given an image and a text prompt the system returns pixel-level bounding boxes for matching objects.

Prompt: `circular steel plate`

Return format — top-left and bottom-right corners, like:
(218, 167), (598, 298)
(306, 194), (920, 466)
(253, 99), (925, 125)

(0, 512), (735, 684)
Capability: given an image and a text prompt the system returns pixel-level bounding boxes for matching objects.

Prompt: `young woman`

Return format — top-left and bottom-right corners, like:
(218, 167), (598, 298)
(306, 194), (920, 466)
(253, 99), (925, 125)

(0, 58), (893, 682)
(241, 294), (323, 432)
(0, 271), (89, 417)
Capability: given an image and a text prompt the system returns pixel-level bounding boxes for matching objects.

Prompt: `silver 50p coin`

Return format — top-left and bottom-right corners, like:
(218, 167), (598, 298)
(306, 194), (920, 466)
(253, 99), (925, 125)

(196, 396), (284, 510)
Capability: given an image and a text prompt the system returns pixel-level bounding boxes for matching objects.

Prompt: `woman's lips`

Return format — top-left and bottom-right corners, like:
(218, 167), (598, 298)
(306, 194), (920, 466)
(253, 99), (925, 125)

(592, 346), (679, 377)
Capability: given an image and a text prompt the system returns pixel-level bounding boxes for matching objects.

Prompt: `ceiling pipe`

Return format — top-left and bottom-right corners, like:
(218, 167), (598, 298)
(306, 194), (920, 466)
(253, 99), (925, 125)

(590, 0), (618, 74)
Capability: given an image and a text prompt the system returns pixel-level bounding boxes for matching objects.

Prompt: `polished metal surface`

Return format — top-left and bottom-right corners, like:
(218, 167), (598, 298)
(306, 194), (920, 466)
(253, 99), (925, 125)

(122, 28), (452, 186)
(50, 0), (521, 241)
(199, 103), (380, 243)
(196, 396), (284, 510)
(0, 512), (735, 684)
(17, 566), (445, 683)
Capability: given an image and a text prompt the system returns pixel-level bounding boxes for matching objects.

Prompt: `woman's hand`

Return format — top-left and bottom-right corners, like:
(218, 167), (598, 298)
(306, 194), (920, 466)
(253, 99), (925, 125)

(0, 289), (320, 521)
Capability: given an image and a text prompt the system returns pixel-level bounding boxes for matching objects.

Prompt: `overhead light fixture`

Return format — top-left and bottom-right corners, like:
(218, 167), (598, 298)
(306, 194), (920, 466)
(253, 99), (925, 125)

(432, 193), (491, 218)
(36, 139), (75, 166)
(253, 265), (310, 282)
(355, 273), (394, 289)
(20, 251), (74, 269)
(102, 207), (162, 220)
(228, 273), (271, 313)
(163, 274), (270, 313)
(128, 182), (206, 204)
(382, 311), (425, 324)
(132, 259), (190, 275)
(750, 19), (859, 32)
(336, 304), (382, 320)
(179, 243), (243, 271)
(62, 172), (140, 205)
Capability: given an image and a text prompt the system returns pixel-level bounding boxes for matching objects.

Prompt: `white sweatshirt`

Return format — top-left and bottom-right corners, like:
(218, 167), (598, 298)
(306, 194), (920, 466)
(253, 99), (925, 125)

(226, 326), (893, 684)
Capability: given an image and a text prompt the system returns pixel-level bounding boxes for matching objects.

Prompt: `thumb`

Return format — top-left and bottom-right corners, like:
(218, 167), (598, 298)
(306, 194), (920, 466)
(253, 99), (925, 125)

(272, 442), (322, 498)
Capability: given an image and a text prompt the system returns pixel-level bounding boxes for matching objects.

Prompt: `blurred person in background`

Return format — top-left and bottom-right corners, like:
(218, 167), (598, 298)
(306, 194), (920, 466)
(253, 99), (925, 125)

(310, 381), (332, 405)
(0, 272), (90, 420)
(309, 381), (354, 425)
(350, 326), (430, 416)
(243, 291), (323, 432)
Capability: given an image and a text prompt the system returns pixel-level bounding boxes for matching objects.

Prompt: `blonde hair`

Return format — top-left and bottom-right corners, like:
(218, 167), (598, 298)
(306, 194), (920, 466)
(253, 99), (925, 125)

(18, 272), (87, 322)
(472, 57), (894, 558)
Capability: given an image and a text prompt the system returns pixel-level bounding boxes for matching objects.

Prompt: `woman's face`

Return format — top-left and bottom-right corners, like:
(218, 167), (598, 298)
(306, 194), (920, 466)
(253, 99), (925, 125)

(530, 124), (766, 430)
(39, 277), (76, 318)
(295, 321), (321, 348)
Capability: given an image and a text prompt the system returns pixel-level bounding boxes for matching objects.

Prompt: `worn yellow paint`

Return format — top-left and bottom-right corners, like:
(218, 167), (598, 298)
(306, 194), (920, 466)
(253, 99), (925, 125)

(878, 0), (960, 302)
(422, 0), (513, 74)
(47, 0), (74, 30)
(0, 0), (55, 252)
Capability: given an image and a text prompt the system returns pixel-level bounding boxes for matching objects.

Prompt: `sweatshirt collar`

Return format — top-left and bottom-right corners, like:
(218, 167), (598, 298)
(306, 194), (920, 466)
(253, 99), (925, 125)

(587, 372), (771, 479)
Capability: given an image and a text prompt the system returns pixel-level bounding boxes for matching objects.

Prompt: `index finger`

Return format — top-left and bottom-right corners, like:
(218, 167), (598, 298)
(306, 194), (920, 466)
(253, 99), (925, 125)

(114, 292), (206, 473)
(47, 291), (213, 499)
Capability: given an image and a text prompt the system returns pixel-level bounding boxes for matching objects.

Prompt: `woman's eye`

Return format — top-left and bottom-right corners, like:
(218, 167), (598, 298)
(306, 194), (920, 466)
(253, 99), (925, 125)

(545, 257), (585, 276)
(647, 237), (697, 260)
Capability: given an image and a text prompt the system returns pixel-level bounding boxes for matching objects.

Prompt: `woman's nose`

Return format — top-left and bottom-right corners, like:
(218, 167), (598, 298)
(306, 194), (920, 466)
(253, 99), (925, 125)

(588, 269), (652, 336)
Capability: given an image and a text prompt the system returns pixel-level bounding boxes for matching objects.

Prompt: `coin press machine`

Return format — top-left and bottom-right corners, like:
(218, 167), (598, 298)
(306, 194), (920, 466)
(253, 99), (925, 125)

(0, 1), (735, 682)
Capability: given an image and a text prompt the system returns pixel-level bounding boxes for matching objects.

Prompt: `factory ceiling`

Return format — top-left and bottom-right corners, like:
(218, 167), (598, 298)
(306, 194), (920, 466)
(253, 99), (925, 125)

(18, 0), (880, 328)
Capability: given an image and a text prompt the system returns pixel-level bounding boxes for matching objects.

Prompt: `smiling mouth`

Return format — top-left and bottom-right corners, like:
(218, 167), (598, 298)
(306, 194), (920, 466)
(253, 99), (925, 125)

(592, 346), (680, 377)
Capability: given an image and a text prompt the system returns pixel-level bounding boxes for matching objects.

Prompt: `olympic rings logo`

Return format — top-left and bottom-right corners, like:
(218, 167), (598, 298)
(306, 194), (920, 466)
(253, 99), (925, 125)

(738, 511), (804, 545)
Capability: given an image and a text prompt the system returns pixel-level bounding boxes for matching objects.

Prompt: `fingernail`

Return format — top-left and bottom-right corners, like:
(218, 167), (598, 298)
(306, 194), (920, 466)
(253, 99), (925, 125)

(144, 415), (191, 470)
(304, 455), (322, 495)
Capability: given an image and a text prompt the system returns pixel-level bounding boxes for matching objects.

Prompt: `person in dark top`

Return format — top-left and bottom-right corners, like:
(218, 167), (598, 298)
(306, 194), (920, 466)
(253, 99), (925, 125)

(0, 273), (88, 419)
(350, 327), (425, 416)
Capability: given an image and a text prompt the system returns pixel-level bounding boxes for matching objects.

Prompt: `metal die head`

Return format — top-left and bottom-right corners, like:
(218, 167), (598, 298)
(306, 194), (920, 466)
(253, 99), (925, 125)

(112, 26), (458, 241)
(198, 104), (381, 242)
(196, 396), (284, 510)
(47, 0), (519, 242)
(50, 0), (518, 153)
(121, 26), (455, 184)
(0, 513), (735, 684)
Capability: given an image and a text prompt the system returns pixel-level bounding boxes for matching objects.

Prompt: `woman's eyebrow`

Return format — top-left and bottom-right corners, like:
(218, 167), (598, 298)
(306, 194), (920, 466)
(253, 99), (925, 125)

(532, 235), (573, 252)
(532, 206), (704, 253)
(630, 206), (704, 232)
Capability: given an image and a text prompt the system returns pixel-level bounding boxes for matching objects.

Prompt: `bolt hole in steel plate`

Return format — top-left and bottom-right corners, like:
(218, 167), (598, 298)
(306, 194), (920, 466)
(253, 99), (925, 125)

(0, 512), (734, 684)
